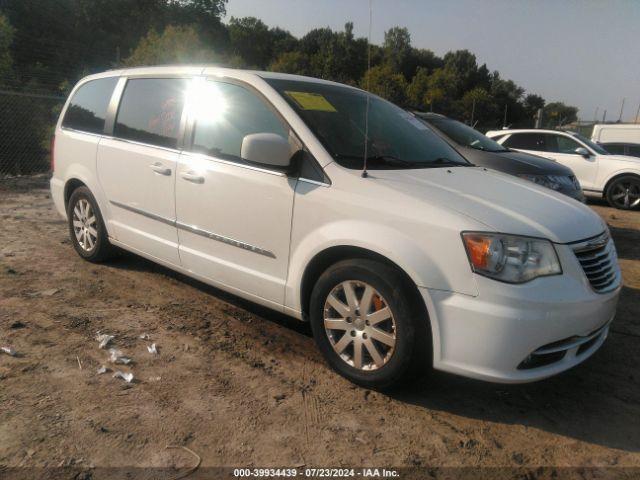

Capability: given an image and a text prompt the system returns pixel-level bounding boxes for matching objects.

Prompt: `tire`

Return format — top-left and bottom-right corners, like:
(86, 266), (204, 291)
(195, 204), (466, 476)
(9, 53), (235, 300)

(605, 175), (640, 210)
(309, 259), (430, 390)
(67, 186), (116, 262)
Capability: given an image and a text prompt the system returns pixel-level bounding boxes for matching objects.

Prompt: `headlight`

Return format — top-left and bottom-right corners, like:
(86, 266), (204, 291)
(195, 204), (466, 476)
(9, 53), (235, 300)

(461, 232), (562, 283)
(517, 174), (579, 191)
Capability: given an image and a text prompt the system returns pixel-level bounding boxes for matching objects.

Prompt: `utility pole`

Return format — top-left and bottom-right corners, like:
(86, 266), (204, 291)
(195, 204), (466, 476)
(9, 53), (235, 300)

(470, 98), (476, 126)
(593, 107), (599, 123)
(618, 98), (625, 122)
(502, 104), (508, 128)
(635, 100), (640, 124)
(535, 108), (543, 128)
(602, 109), (607, 123)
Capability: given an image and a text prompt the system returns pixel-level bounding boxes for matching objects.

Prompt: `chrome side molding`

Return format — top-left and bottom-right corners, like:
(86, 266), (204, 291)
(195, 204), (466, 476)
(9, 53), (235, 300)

(109, 200), (276, 258)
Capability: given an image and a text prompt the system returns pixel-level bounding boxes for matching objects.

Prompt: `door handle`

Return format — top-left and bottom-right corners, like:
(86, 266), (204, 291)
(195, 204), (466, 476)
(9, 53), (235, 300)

(181, 171), (205, 184)
(149, 162), (172, 176)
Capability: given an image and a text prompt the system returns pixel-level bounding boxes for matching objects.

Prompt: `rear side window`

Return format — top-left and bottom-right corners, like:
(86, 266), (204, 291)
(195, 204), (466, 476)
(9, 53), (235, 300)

(114, 78), (188, 149)
(62, 77), (118, 134)
(602, 144), (626, 155)
(628, 145), (640, 157)
(503, 133), (547, 151)
(191, 80), (288, 161)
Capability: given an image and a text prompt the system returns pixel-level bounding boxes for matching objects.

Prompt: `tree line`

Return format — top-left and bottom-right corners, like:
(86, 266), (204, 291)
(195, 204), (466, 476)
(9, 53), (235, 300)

(0, 0), (579, 174)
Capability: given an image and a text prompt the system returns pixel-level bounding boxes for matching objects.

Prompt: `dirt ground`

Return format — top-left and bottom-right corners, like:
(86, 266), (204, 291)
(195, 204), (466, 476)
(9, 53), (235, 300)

(1, 176), (639, 479)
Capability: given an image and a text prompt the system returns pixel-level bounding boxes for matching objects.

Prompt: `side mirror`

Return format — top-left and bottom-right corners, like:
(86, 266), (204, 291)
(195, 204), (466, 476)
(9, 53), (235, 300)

(241, 133), (293, 168)
(575, 147), (590, 158)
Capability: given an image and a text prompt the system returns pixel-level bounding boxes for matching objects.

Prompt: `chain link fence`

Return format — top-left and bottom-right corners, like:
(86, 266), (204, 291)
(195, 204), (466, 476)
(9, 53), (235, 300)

(0, 89), (65, 179)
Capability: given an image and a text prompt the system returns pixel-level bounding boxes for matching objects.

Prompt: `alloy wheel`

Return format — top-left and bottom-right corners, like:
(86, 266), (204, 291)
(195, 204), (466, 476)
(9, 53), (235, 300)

(72, 198), (98, 252)
(323, 280), (396, 371)
(610, 178), (640, 209)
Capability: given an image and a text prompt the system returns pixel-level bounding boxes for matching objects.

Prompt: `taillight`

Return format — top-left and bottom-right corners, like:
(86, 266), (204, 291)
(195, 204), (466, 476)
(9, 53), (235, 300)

(50, 135), (56, 172)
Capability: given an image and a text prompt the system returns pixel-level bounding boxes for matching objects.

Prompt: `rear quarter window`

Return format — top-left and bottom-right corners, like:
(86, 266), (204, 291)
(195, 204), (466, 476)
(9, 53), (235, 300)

(62, 77), (118, 134)
(602, 144), (626, 155)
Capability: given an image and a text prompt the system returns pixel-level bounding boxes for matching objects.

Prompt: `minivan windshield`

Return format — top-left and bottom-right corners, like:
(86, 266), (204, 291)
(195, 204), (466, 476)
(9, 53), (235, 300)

(265, 78), (470, 169)
(421, 116), (508, 153)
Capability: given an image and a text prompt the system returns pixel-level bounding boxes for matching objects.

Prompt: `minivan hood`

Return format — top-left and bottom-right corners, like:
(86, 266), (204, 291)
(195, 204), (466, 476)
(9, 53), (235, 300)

(459, 147), (574, 176)
(372, 167), (604, 243)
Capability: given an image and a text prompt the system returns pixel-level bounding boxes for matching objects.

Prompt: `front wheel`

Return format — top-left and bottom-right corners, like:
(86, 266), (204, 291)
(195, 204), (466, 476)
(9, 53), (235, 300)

(605, 175), (640, 210)
(309, 259), (430, 389)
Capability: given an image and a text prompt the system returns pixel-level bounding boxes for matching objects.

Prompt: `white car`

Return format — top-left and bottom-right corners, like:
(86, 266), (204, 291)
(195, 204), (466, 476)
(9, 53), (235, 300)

(51, 66), (621, 388)
(486, 128), (640, 210)
(592, 123), (640, 144)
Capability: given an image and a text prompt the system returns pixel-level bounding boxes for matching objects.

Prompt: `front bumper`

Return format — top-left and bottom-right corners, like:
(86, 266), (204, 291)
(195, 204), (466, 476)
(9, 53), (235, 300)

(422, 243), (621, 383)
(558, 185), (586, 203)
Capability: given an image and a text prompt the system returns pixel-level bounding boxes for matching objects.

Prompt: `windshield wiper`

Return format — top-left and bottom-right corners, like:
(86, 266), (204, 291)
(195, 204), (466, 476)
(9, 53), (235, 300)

(334, 154), (471, 169)
(431, 158), (473, 167)
(334, 153), (416, 168)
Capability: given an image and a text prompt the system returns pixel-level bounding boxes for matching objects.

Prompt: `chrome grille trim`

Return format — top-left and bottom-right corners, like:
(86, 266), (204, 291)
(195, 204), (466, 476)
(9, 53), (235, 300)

(571, 232), (620, 293)
(533, 321), (610, 355)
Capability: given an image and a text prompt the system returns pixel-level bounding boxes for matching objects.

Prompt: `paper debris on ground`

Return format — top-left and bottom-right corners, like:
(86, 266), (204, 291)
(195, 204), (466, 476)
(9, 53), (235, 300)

(97, 366), (109, 375)
(96, 333), (114, 349)
(1, 346), (17, 356)
(139, 333), (150, 340)
(108, 348), (132, 365)
(113, 371), (134, 383)
(147, 343), (158, 355)
(39, 288), (60, 296)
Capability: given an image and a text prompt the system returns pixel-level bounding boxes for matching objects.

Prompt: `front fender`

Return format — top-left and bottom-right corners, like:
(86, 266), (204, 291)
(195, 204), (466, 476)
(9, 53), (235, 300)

(601, 167), (640, 191)
(284, 219), (479, 314)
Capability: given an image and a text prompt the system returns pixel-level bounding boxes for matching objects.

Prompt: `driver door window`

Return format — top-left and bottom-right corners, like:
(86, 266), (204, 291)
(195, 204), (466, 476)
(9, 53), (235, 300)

(555, 135), (582, 154)
(190, 80), (289, 164)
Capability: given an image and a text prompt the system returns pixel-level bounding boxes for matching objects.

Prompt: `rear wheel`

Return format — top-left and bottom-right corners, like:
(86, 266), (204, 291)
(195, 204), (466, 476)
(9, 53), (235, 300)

(605, 175), (640, 210)
(309, 259), (429, 389)
(67, 186), (116, 262)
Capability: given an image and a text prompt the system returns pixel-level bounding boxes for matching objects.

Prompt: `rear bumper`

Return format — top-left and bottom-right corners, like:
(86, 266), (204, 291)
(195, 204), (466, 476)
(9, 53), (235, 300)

(422, 256), (621, 383)
(50, 177), (66, 219)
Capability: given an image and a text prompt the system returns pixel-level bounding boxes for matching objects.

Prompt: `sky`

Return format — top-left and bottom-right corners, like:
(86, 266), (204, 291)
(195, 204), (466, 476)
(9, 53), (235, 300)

(225, 0), (640, 122)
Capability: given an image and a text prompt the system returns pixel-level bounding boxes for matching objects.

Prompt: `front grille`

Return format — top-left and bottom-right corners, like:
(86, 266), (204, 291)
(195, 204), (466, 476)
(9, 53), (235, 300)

(572, 232), (619, 293)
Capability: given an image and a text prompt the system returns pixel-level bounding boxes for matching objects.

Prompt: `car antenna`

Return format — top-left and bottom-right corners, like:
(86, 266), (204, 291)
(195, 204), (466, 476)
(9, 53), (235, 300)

(362, 0), (373, 178)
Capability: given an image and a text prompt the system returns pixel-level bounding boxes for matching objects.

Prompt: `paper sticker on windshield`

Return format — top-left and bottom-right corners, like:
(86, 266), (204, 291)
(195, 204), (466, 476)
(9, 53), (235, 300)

(285, 91), (337, 112)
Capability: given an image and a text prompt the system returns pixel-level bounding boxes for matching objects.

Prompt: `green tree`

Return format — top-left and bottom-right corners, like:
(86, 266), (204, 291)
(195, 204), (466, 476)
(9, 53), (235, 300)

(269, 51), (312, 76)
(403, 48), (442, 80)
(124, 25), (218, 66)
(523, 93), (545, 122)
(423, 67), (459, 113)
(459, 87), (494, 125)
(406, 67), (430, 109)
(543, 102), (578, 127)
(361, 64), (408, 106)
(383, 26), (411, 75)
(490, 71), (526, 126)
(227, 16), (273, 68)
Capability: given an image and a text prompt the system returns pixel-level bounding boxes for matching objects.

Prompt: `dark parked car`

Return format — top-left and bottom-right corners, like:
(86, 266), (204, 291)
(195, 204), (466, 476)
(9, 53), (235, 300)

(414, 112), (585, 201)
(601, 142), (640, 158)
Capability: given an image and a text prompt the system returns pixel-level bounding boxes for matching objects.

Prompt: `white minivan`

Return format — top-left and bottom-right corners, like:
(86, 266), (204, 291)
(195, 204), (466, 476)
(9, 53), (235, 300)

(51, 66), (621, 388)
